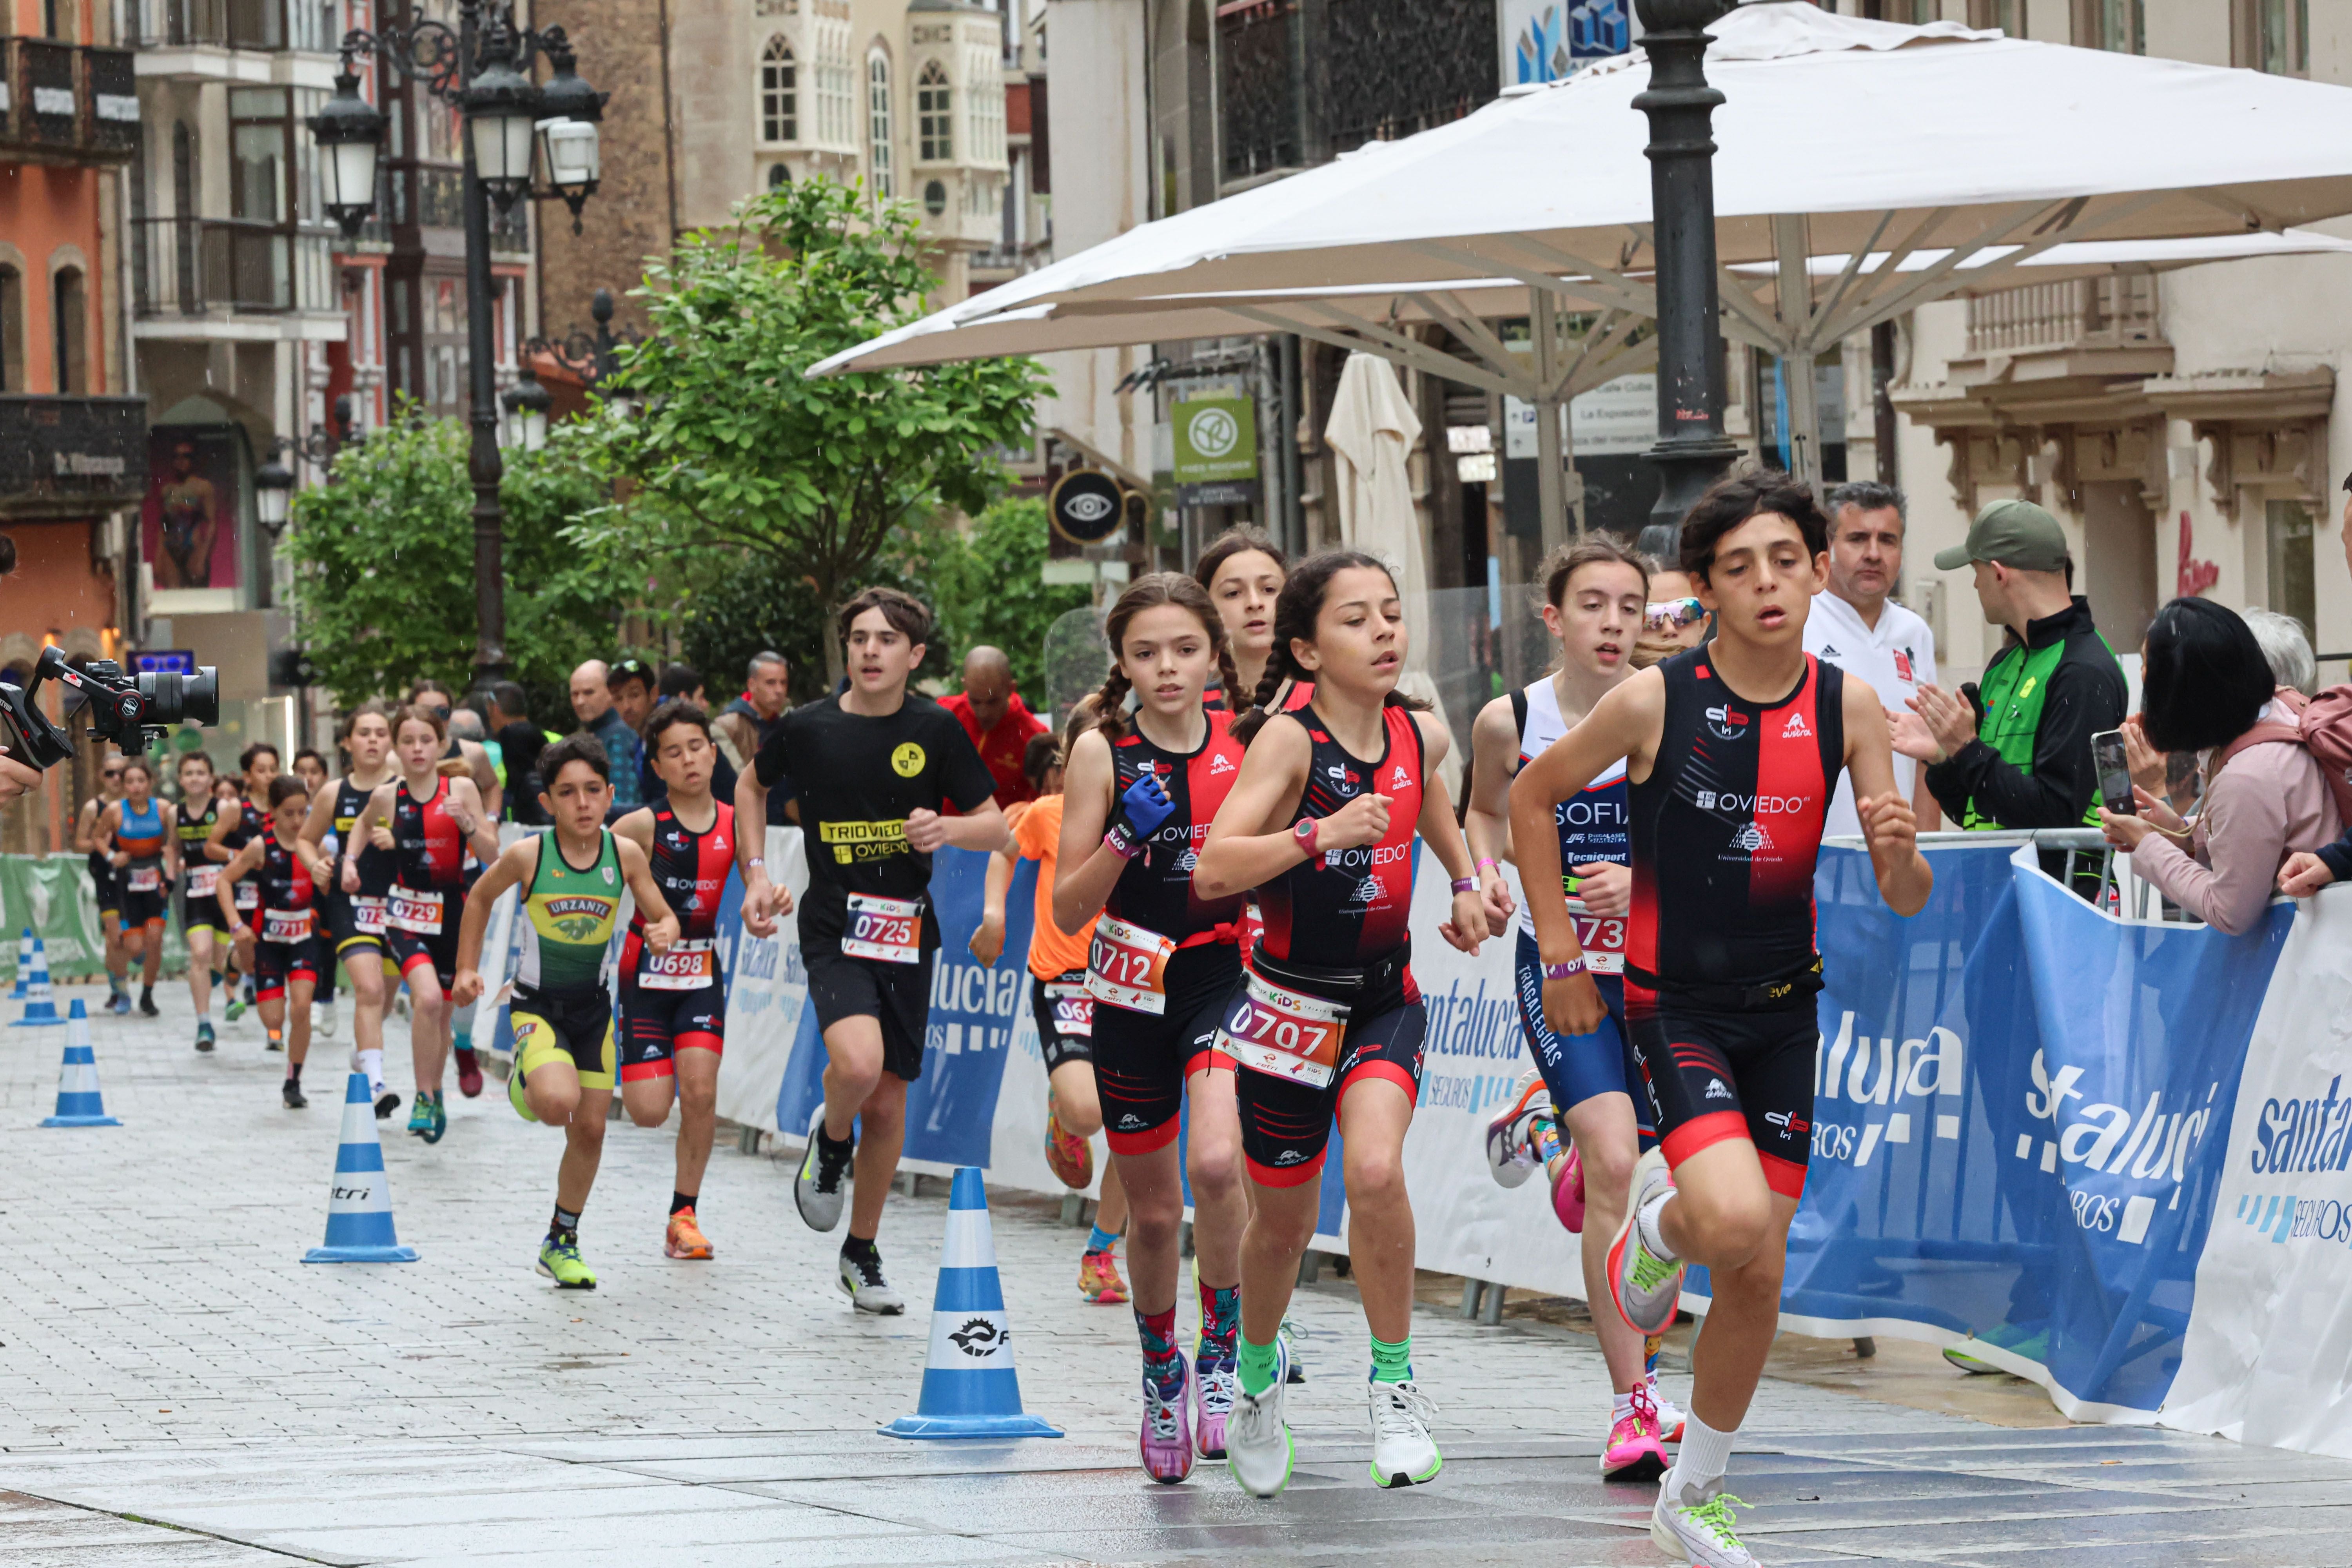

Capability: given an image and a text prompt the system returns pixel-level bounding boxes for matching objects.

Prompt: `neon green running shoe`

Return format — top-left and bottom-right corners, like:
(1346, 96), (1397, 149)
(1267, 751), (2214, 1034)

(419, 1091), (447, 1145)
(224, 992), (247, 1023)
(537, 1236), (597, 1289)
(1944, 1324), (2049, 1374)
(508, 1062), (537, 1123)
(406, 1096), (432, 1138)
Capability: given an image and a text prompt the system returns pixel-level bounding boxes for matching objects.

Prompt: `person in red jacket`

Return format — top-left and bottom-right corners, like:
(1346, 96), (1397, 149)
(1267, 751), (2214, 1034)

(942, 645), (1050, 807)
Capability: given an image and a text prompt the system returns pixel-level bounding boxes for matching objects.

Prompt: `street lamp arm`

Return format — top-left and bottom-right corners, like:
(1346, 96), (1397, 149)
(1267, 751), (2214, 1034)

(335, 23), (466, 107)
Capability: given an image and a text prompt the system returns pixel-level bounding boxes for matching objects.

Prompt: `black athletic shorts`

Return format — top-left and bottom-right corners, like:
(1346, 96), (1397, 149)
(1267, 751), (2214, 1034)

(181, 873), (233, 935)
(619, 976), (726, 1083)
(254, 935), (322, 1000)
(1231, 946), (1425, 1188)
(1029, 969), (1094, 1076)
(513, 985), (617, 1091)
(1092, 944), (1238, 1157)
(329, 891), (390, 956)
(118, 868), (169, 930)
(89, 853), (118, 918)
(388, 920), (460, 990)
(804, 939), (931, 1083)
(1625, 980), (1817, 1201)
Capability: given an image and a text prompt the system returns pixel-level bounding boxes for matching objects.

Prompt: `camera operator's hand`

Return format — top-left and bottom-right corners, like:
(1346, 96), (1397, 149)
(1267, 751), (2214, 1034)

(0, 748), (40, 808)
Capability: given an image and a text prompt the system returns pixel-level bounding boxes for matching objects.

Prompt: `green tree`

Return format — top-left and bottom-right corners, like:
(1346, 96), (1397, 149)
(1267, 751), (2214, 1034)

(582, 176), (1049, 682)
(929, 497), (1090, 707)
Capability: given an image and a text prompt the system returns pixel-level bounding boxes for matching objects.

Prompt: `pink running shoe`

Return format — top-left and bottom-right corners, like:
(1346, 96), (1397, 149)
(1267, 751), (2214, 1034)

(1141, 1354), (1196, 1484)
(1194, 1355), (1235, 1459)
(1552, 1142), (1587, 1234)
(1599, 1383), (1670, 1482)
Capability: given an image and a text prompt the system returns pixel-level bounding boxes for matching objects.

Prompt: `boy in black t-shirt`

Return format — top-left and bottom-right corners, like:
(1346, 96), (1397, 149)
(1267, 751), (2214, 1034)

(738, 587), (1004, 1313)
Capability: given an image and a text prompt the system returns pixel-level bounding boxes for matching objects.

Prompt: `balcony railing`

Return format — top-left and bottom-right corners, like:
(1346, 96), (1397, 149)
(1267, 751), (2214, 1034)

(132, 216), (336, 315)
(0, 39), (139, 163)
(131, 0), (340, 52)
(1964, 275), (2163, 357)
(0, 395), (150, 519)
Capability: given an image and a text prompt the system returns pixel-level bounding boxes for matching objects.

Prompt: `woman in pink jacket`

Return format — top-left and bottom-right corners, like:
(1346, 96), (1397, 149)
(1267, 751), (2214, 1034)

(2100, 597), (2341, 934)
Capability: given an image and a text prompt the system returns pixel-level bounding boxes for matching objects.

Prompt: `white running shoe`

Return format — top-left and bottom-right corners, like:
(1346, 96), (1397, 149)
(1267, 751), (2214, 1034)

(837, 1249), (905, 1314)
(1367, 1379), (1443, 1488)
(1607, 1147), (1686, 1335)
(1483, 1069), (1550, 1189)
(1651, 1483), (1755, 1568)
(314, 1000), (338, 1042)
(1227, 1338), (1294, 1499)
(795, 1106), (851, 1232)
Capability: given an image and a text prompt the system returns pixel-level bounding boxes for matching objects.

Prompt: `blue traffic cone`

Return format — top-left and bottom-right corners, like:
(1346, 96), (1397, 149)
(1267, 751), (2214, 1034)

(11, 938), (64, 1026)
(880, 1167), (1062, 1440)
(9, 927), (31, 998)
(303, 1072), (419, 1263)
(38, 1001), (120, 1127)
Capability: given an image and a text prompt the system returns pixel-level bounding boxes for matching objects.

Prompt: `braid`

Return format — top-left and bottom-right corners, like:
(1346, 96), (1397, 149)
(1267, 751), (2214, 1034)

(1087, 666), (1132, 743)
(1213, 639), (1243, 724)
(1229, 655), (1293, 747)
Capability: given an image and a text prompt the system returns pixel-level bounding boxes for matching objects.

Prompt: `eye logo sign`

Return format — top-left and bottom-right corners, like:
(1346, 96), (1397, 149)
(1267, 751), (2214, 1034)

(1186, 405), (1240, 459)
(948, 1317), (1006, 1357)
(1063, 491), (1115, 523)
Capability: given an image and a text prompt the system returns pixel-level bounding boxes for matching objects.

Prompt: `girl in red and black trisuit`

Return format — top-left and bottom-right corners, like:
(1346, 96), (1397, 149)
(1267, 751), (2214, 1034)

(1055, 574), (1253, 1486)
(1194, 552), (1490, 1500)
(205, 741), (281, 1018)
(351, 704), (498, 1146)
(614, 699), (740, 1263)
(216, 775), (333, 1109)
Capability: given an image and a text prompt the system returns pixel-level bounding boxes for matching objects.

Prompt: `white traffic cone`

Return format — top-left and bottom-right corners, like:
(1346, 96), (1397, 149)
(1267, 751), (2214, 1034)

(303, 1071), (418, 1263)
(9, 927), (31, 998)
(880, 1166), (1062, 1439)
(38, 1000), (119, 1127)
(11, 937), (64, 1026)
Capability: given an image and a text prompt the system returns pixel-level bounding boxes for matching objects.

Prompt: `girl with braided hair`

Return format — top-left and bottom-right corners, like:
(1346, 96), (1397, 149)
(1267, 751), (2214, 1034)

(1054, 572), (1253, 1485)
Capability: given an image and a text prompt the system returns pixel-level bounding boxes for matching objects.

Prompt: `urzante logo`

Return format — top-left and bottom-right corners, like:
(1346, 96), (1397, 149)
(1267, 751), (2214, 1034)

(1807, 1012), (1964, 1167)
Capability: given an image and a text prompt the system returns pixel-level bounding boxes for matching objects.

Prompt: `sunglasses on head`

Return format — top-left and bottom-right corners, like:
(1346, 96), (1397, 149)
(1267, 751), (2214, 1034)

(1645, 597), (1705, 632)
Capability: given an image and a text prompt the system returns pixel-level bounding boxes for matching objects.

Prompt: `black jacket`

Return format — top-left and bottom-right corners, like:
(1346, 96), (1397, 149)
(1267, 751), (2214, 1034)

(1924, 596), (2128, 831)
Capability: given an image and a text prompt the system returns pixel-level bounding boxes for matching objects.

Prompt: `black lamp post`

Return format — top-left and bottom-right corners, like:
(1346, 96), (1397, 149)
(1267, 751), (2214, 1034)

(1634, 0), (1741, 542)
(304, 4), (607, 687)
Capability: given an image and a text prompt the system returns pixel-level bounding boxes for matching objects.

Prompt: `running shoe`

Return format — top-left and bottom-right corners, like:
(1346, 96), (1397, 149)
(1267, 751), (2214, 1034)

(1279, 1314), (1307, 1383)
(1943, 1324), (2049, 1374)
(837, 1249), (905, 1314)
(281, 1077), (308, 1111)
(223, 991), (246, 1023)
(265, 1031), (283, 1053)
(1553, 1142), (1588, 1233)
(419, 1092), (447, 1144)
(1043, 1100), (1093, 1189)
(508, 1059), (537, 1123)
(1226, 1337), (1294, 1499)
(138, 990), (159, 1018)
(665, 1207), (715, 1260)
(194, 1022), (215, 1054)
(1078, 1248), (1129, 1305)
(795, 1106), (851, 1232)
(1651, 1372), (1686, 1443)
(1140, 1353), (1194, 1485)
(1484, 1069), (1550, 1189)
(106, 991), (131, 1016)
(1194, 1355), (1236, 1459)
(407, 1096), (433, 1138)
(1367, 1379), (1443, 1488)
(316, 1001), (338, 1041)
(1651, 1486), (1755, 1568)
(537, 1236), (598, 1289)
(374, 1089), (401, 1120)
(1601, 1383), (1670, 1481)
(1608, 1147), (1685, 1336)
(454, 1045), (483, 1099)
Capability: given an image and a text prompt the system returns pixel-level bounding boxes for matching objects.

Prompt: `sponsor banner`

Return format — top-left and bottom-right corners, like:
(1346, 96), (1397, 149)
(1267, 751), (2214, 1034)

(0, 854), (109, 977)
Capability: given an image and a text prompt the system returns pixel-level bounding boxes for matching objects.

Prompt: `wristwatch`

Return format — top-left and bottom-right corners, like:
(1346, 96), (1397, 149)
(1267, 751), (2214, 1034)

(1292, 817), (1319, 857)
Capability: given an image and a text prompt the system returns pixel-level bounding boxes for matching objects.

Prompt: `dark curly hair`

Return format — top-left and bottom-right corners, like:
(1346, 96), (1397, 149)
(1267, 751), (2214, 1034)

(1679, 469), (1830, 583)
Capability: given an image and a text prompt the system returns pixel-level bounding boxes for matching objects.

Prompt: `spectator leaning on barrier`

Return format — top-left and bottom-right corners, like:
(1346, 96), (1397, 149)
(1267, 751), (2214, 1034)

(2102, 598), (2341, 934)
(1807, 480), (1942, 835)
(1895, 499), (2127, 837)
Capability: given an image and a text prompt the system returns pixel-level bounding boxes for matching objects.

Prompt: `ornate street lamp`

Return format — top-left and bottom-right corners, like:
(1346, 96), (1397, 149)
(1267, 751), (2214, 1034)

(254, 451), (295, 539)
(534, 34), (603, 234)
(501, 369), (552, 452)
(309, 67), (387, 240)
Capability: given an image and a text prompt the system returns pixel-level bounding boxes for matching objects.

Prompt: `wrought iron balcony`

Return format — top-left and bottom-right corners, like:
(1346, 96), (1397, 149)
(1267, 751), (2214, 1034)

(132, 216), (338, 316)
(0, 40), (139, 164)
(0, 395), (149, 519)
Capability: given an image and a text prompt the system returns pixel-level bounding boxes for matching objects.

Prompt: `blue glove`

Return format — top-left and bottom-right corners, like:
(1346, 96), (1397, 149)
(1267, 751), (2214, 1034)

(1105, 770), (1175, 858)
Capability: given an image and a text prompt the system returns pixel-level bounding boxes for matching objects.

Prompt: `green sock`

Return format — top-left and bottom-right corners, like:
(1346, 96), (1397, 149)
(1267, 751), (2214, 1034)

(1370, 1332), (1413, 1385)
(1238, 1333), (1280, 1398)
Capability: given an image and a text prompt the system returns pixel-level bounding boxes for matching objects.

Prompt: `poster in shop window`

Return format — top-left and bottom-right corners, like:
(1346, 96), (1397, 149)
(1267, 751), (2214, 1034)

(141, 426), (242, 592)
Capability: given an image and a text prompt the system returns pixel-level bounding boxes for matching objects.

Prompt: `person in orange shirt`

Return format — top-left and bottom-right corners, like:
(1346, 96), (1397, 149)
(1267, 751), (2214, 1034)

(974, 726), (1130, 1305)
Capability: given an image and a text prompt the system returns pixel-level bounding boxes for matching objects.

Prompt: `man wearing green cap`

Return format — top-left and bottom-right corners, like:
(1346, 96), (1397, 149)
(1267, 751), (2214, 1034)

(1892, 499), (2127, 840)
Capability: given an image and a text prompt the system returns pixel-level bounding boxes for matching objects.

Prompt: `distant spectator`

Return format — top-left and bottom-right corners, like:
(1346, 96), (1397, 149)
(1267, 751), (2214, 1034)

(716, 651), (795, 824)
(487, 680), (548, 824)
(596, 657), (652, 811)
(2243, 607), (2318, 697)
(940, 645), (1049, 807)
(2102, 597), (2341, 934)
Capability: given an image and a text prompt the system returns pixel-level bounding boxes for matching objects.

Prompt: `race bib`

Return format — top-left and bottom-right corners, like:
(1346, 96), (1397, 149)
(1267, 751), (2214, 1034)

(1086, 915), (1175, 1014)
(841, 893), (921, 965)
(1568, 897), (1626, 976)
(126, 865), (161, 893)
(262, 908), (313, 944)
(185, 865), (219, 898)
(1218, 970), (1350, 1089)
(234, 880), (260, 912)
(1044, 980), (1094, 1039)
(388, 884), (444, 934)
(640, 937), (717, 991)
(352, 896), (387, 936)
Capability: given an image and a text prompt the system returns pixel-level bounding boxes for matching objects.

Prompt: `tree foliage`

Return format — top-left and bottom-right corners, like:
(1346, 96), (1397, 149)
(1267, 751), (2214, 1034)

(929, 498), (1091, 707)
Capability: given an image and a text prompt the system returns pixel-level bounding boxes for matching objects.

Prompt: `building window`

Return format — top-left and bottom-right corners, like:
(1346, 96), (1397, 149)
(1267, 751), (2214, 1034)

(51, 266), (85, 394)
(967, 49), (1002, 165)
(917, 61), (951, 162)
(1966, 0), (2023, 31)
(0, 266), (20, 392)
(2234, 0), (2309, 74)
(768, 162), (791, 189)
(867, 52), (894, 197)
(761, 36), (798, 145)
(2266, 497), (2317, 643)
(923, 178), (947, 216)
(2076, 0), (2143, 52)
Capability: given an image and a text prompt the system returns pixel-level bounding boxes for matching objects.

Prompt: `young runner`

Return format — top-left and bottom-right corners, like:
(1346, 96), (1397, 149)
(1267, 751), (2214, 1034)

(455, 734), (677, 1289)
(288, 746), (339, 1036)
(1053, 573), (1256, 1484)
(74, 754), (129, 1014)
(1464, 537), (1685, 1480)
(216, 776), (330, 1108)
(95, 757), (176, 1018)
(614, 700), (738, 1262)
(1194, 552), (1490, 1497)
(174, 751), (230, 1051)
(1511, 472), (1930, 1568)
(737, 587), (1003, 1314)
(207, 742), (281, 1022)
(353, 705), (499, 1145)
(1196, 529), (1287, 710)
(300, 702), (402, 1118)
(972, 724), (1133, 1306)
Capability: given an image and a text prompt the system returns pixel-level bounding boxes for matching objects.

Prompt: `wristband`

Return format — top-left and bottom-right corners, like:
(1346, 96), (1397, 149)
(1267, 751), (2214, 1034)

(1542, 958), (1586, 981)
(745, 856), (764, 872)
(1103, 823), (1145, 860)
(1450, 877), (1477, 894)
(1475, 857), (1498, 874)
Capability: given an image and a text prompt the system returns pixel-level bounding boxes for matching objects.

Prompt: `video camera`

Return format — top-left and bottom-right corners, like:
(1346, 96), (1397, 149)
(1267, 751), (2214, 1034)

(0, 646), (220, 768)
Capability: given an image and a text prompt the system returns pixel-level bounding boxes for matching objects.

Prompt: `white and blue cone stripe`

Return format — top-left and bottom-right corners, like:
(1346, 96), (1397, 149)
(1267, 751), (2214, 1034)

(303, 1072), (418, 1263)
(12, 937), (64, 1026)
(39, 1001), (118, 1127)
(10, 927), (31, 998)
(881, 1165), (1062, 1441)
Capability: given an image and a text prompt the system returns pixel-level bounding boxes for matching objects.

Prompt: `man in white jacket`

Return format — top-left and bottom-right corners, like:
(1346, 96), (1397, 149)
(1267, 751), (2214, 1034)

(1804, 481), (1942, 837)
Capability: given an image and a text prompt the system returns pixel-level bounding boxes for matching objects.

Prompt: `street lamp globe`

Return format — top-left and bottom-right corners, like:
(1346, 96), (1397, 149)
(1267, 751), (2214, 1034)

(307, 68), (386, 238)
(462, 50), (542, 206)
(254, 452), (296, 536)
(535, 33), (605, 234)
(501, 372), (552, 453)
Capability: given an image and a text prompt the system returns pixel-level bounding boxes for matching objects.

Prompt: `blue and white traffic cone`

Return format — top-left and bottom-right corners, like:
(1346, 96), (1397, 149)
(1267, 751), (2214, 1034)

(303, 1072), (419, 1263)
(38, 1001), (120, 1127)
(11, 938), (64, 1027)
(880, 1167), (1062, 1440)
(9, 927), (31, 998)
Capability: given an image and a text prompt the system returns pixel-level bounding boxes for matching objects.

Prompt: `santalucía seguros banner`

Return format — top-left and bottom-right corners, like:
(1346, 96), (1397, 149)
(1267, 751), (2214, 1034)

(715, 829), (2351, 1448)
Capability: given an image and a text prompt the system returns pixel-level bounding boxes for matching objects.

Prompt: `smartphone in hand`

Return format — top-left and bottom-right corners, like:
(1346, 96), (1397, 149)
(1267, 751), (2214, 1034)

(2091, 728), (2135, 816)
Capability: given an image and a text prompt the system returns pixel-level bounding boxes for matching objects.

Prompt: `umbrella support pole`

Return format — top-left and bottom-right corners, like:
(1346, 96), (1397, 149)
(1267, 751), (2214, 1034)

(1773, 213), (1825, 490)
